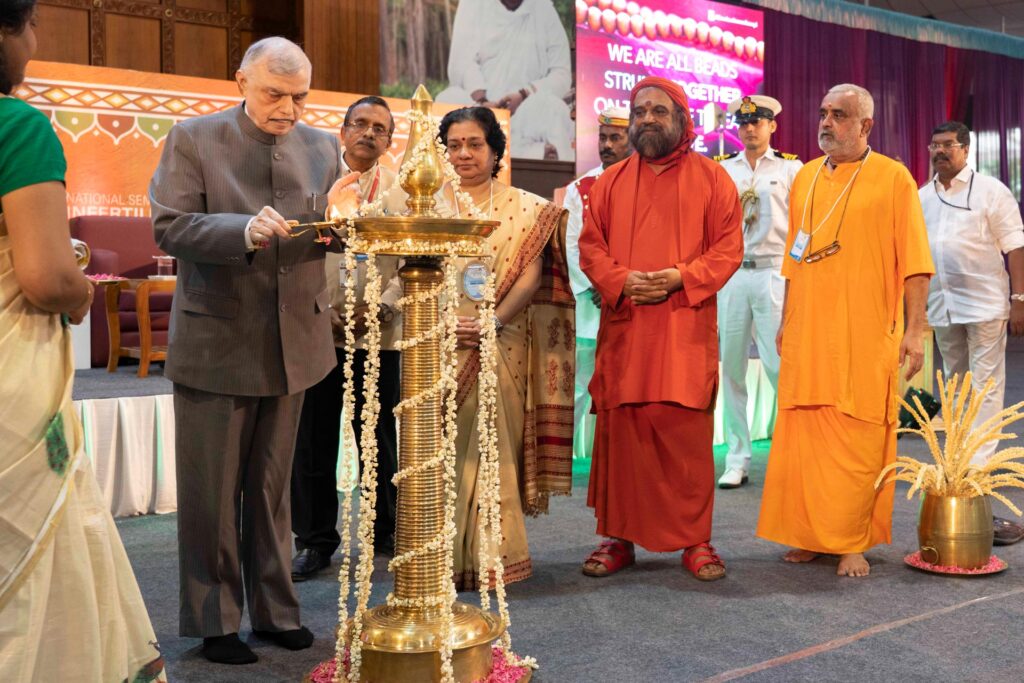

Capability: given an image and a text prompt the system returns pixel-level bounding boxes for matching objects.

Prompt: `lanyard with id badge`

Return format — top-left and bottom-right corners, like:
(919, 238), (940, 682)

(790, 148), (870, 264)
(462, 260), (489, 301)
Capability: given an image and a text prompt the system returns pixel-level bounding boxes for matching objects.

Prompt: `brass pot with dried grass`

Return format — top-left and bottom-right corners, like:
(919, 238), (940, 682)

(877, 372), (1024, 569)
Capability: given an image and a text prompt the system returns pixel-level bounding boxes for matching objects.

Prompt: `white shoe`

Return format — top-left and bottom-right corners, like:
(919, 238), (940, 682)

(717, 467), (748, 489)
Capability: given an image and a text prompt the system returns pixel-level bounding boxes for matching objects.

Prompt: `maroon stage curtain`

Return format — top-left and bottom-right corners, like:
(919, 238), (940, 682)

(969, 51), (1024, 205)
(762, 6), (1024, 206)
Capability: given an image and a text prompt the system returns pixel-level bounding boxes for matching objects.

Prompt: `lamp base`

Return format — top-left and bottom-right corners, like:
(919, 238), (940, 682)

(354, 601), (504, 682)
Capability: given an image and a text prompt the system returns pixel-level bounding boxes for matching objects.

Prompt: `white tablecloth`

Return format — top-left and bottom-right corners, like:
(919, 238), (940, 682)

(76, 395), (177, 517)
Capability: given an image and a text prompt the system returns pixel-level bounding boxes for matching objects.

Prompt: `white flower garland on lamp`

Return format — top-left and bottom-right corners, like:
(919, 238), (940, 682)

(332, 249), (360, 683)
(348, 252), (384, 681)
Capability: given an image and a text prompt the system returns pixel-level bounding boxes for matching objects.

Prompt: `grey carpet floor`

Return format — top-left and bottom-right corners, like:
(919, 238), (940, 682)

(74, 364), (171, 400)
(115, 338), (1024, 681)
(119, 455), (1024, 683)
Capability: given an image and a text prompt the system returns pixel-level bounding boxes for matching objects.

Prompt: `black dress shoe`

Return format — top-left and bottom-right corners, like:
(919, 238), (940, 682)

(993, 516), (1024, 546)
(253, 626), (314, 650)
(291, 548), (331, 581)
(202, 633), (258, 664)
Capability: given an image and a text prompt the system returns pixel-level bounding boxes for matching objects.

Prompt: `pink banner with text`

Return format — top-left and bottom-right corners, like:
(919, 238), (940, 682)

(575, 0), (764, 173)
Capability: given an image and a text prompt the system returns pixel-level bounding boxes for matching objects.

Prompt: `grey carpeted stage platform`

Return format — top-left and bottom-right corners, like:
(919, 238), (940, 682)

(117, 338), (1024, 682)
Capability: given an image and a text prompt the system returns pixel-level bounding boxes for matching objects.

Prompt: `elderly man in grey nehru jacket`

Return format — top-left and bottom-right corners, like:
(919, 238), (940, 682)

(150, 37), (359, 665)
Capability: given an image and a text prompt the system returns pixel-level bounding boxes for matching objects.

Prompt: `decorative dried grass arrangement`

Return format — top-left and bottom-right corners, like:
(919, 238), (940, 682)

(876, 372), (1024, 514)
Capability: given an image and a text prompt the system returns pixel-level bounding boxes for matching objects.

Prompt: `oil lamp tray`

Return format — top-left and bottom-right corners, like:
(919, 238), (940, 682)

(349, 216), (498, 257)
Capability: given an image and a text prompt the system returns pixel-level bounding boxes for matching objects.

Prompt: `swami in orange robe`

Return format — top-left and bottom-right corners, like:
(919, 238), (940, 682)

(579, 77), (743, 580)
(756, 89), (934, 577)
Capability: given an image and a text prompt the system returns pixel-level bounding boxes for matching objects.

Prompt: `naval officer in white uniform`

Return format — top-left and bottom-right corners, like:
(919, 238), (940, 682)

(715, 95), (802, 489)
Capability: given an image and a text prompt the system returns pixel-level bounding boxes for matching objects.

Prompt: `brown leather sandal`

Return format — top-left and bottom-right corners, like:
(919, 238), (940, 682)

(581, 539), (636, 577)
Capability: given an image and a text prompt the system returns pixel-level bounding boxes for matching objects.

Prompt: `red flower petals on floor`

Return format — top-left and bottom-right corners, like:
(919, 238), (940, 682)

(305, 647), (530, 683)
(904, 551), (1007, 575)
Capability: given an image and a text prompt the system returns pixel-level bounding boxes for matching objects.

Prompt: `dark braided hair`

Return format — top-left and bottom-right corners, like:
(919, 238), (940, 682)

(0, 1), (36, 95)
(438, 106), (506, 178)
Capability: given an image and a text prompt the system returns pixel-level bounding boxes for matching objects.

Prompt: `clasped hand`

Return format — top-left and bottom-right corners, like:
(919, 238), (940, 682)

(456, 315), (481, 349)
(623, 268), (682, 305)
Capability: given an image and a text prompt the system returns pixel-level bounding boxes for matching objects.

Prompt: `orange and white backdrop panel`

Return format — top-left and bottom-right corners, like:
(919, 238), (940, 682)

(18, 60), (510, 220)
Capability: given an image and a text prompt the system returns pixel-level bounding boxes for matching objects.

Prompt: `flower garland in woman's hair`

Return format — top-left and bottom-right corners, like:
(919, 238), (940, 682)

(474, 274), (538, 671)
(332, 250), (360, 683)
(344, 249), (385, 681)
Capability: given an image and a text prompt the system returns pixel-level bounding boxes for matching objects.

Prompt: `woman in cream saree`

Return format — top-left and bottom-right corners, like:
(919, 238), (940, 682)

(0, 3), (164, 679)
(440, 107), (575, 591)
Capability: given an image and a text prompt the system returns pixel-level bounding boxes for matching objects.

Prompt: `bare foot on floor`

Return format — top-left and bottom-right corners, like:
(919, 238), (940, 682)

(783, 548), (820, 563)
(837, 553), (870, 577)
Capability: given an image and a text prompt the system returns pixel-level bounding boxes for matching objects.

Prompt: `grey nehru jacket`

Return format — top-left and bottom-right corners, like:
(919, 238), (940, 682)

(150, 104), (342, 397)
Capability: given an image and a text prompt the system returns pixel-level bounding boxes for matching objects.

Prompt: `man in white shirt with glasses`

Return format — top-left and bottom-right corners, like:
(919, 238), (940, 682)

(920, 120), (1024, 544)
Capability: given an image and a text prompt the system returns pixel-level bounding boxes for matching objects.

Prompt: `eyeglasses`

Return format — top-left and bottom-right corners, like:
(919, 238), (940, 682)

(803, 240), (841, 264)
(344, 122), (391, 138)
(927, 142), (966, 152)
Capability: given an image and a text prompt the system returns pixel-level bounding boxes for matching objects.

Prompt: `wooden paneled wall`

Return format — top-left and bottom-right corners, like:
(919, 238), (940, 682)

(32, 0), (379, 94)
(299, 0), (380, 95)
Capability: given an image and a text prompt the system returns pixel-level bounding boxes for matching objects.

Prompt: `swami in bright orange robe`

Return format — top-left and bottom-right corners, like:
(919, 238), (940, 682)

(579, 79), (743, 552)
(756, 150), (934, 554)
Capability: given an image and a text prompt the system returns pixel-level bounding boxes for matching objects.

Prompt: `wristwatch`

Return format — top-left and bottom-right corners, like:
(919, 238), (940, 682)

(493, 314), (504, 334)
(1011, 293), (1024, 303)
(377, 303), (395, 324)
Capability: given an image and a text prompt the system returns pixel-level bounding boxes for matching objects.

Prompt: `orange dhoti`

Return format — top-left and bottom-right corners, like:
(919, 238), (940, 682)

(588, 402), (715, 552)
(757, 406), (896, 554)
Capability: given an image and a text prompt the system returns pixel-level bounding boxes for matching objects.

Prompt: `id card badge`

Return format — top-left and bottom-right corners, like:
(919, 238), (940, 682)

(789, 230), (810, 262)
(462, 261), (489, 301)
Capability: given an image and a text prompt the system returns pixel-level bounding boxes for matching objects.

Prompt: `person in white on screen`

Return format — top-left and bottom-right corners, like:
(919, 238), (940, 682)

(437, 0), (573, 160)
(919, 120), (1024, 544)
(714, 94), (802, 489)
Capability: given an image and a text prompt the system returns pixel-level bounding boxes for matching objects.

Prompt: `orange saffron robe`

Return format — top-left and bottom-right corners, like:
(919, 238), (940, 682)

(579, 151), (742, 550)
(757, 151), (934, 554)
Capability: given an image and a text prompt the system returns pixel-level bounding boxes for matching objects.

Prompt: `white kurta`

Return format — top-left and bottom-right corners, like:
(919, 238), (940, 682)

(564, 163), (603, 339)
(920, 165), (1024, 463)
(717, 149), (802, 470)
(331, 155), (404, 349)
(437, 0), (573, 160)
(564, 164), (603, 458)
(921, 166), (1024, 325)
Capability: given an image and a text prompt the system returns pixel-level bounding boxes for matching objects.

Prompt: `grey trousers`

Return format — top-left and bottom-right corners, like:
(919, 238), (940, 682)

(173, 383), (304, 637)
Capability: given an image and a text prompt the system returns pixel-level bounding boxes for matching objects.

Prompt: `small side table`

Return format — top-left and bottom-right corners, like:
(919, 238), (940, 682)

(101, 277), (176, 378)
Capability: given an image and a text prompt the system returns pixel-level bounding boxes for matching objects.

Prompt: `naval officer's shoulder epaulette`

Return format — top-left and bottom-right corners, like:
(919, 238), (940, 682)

(713, 152), (739, 162)
(775, 150), (800, 161)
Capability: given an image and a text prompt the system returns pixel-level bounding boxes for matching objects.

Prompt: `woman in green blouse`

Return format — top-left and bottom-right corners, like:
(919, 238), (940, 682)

(0, 3), (165, 680)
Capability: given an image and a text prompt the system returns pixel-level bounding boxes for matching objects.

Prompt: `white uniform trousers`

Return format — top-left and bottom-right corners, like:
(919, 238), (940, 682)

(573, 337), (597, 459)
(717, 267), (784, 471)
(933, 318), (1008, 464)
